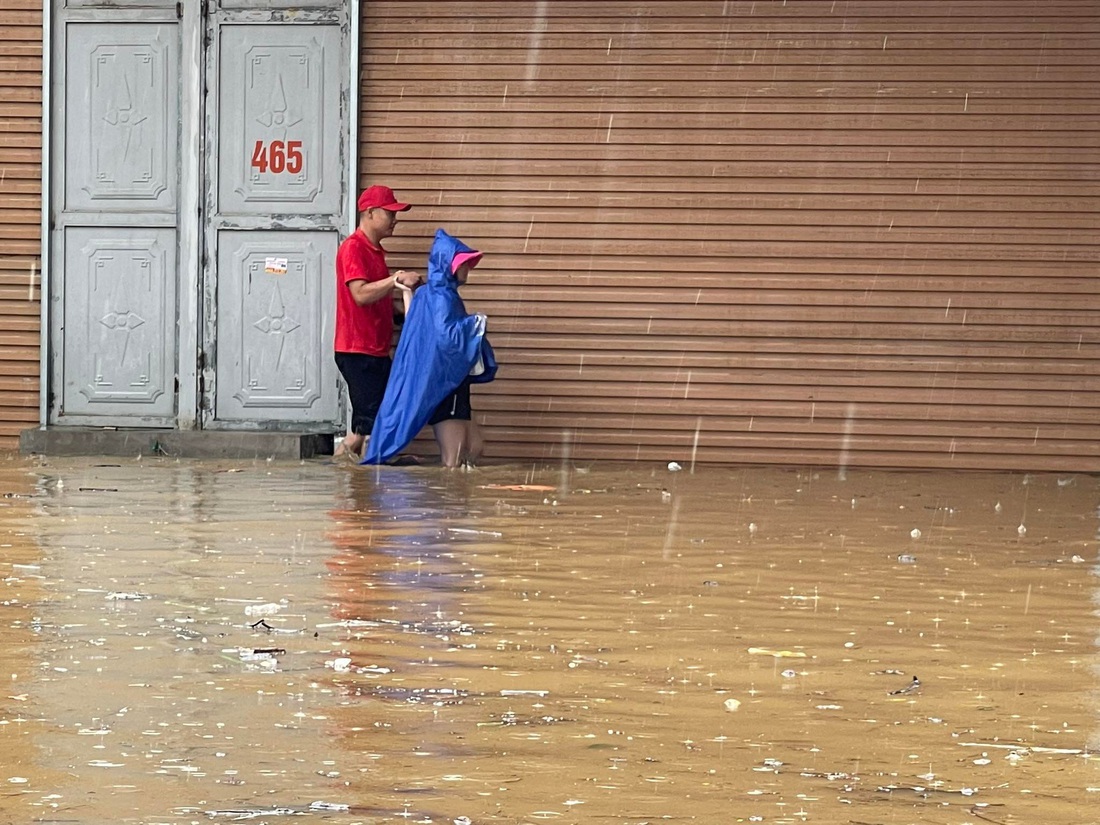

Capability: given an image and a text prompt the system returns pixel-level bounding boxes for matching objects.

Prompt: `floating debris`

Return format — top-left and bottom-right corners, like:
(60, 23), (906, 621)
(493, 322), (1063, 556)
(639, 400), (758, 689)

(309, 801), (349, 812)
(205, 808), (298, 819)
(244, 602), (285, 617)
(106, 592), (147, 601)
(479, 484), (555, 492)
(748, 647), (807, 659)
(889, 676), (921, 696)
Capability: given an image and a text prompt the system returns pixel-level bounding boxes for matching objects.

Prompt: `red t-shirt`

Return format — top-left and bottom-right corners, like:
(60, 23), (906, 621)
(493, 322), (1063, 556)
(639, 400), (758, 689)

(334, 229), (394, 356)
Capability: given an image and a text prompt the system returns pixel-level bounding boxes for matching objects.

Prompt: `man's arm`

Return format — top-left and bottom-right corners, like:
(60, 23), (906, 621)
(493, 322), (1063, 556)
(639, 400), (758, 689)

(347, 269), (421, 307)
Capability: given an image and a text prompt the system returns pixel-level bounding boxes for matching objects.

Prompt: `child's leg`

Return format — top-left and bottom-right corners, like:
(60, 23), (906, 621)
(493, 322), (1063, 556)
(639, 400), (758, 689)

(466, 418), (484, 462)
(433, 420), (467, 468)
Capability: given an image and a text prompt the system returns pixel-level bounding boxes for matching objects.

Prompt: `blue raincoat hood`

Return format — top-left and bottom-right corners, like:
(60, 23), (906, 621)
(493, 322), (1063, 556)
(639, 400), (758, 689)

(363, 228), (497, 464)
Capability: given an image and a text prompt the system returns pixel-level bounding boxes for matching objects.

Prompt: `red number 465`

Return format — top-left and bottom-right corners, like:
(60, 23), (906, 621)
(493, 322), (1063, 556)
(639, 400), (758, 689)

(251, 140), (303, 174)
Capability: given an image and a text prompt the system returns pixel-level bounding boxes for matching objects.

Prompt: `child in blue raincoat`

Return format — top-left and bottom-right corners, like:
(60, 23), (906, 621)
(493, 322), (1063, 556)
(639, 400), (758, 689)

(363, 229), (497, 467)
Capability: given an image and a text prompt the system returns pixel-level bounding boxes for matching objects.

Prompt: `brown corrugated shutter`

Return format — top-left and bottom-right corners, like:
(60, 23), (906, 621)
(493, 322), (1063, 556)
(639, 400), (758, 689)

(0, 1), (41, 449)
(360, 0), (1100, 471)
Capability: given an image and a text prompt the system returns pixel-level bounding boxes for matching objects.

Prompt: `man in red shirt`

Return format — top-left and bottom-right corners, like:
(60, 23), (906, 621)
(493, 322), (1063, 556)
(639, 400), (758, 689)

(333, 185), (422, 460)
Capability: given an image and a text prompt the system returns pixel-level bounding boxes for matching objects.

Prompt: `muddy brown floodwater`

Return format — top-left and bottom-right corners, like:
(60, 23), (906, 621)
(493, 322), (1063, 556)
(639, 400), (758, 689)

(0, 454), (1096, 825)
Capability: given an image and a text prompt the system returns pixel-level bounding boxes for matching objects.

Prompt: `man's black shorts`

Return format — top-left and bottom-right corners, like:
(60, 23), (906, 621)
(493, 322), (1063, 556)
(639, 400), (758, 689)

(428, 378), (472, 425)
(335, 352), (390, 435)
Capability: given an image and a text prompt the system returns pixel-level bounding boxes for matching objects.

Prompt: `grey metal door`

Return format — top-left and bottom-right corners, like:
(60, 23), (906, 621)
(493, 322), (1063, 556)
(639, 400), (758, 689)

(50, 4), (181, 426)
(202, 2), (347, 429)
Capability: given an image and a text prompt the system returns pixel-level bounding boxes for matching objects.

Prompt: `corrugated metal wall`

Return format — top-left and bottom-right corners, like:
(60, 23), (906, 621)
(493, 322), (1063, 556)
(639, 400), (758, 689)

(0, 1), (41, 450)
(360, 0), (1100, 472)
(1, 2), (1096, 467)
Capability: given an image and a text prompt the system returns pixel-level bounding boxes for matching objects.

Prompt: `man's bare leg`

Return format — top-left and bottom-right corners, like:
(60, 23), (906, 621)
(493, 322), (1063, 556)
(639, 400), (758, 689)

(335, 432), (365, 459)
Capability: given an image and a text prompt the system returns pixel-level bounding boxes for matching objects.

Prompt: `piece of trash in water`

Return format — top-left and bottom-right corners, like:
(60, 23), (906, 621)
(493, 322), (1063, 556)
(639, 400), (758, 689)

(723, 698), (741, 712)
(500, 689), (549, 697)
(780, 669), (799, 678)
(1017, 524), (1027, 536)
(447, 527), (504, 538)
(889, 676), (921, 696)
(667, 461), (682, 471)
(748, 647), (807, 659)
(206, 809), (297, 819)
(660, 489), (672, 503)
(244, 602), (285, 617)
(236, 648), (279, 663)
(454, 817), (473, 825)
(910, 528), (921, 539)
(479, 484), (555, 492)
(106, 592), (146, 601)
(327, 657), (352, 672)
(896, 553), (917, 564)
(310, 801), (349, 812)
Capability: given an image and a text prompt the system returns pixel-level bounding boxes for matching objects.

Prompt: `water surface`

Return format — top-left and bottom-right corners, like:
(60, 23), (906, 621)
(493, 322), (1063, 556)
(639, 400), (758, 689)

(0, 455), (1097, 823)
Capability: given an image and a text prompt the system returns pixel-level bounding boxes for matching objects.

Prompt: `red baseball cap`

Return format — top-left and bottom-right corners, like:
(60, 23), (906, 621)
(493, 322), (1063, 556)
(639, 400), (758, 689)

(452, 250), (483, 273)
(357, 185), (411, 212)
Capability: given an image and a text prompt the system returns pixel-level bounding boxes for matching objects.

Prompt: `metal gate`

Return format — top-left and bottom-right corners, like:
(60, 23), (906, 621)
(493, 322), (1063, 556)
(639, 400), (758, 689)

(201, 1), (348, 430)
(48, 0), (349, 432)
(49, 2), (182, 426)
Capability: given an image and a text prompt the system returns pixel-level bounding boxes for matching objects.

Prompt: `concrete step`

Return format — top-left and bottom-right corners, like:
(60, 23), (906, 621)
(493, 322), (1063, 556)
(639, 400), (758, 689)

(19, 427), (335, 460)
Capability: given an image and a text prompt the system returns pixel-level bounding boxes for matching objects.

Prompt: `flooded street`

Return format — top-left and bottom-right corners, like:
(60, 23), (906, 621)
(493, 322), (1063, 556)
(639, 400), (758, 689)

(0, 455), (1097, 824)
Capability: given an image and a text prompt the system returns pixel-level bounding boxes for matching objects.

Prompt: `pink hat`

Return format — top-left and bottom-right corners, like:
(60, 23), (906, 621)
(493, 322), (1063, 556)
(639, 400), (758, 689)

(357, 185), (411, 212)
(452, 250), (483, 274)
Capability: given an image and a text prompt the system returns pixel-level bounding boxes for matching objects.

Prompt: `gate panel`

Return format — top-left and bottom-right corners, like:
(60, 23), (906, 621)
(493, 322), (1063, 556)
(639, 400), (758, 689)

(60, 228), (176, 416)
(64, 24), (178, 212)
(52, 16), (180, 426)
(204, 7), (346, 430)
(217, 25), (341, 215)
(214, 231), (336, 422)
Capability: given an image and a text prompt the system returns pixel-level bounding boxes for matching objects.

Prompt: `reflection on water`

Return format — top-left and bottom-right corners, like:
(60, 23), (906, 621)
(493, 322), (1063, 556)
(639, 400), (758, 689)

(0, 455), (1097, 823)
